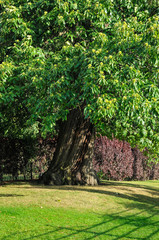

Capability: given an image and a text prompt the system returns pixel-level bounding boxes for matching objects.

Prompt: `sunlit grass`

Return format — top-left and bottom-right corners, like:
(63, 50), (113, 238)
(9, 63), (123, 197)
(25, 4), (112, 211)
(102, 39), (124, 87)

(0, 180), (159, 239)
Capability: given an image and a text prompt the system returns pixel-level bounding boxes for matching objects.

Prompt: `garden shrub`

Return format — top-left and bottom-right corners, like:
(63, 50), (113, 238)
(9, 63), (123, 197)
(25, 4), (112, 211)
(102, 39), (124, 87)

(94, 136), (159, 181)
(94, 136), (134, 181)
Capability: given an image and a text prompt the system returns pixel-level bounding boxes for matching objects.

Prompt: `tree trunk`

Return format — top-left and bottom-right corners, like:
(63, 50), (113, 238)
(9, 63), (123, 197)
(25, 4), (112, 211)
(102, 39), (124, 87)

(40, 108), (98, 185)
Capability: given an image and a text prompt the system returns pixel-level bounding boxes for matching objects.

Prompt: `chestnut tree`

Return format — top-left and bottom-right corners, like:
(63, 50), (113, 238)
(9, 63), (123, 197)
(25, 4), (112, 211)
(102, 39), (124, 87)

(0, 0), (159, 185)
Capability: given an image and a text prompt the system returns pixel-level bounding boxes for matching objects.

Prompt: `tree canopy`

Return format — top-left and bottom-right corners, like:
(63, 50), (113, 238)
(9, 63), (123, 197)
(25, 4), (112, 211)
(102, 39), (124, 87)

(0, 0), (159, 157)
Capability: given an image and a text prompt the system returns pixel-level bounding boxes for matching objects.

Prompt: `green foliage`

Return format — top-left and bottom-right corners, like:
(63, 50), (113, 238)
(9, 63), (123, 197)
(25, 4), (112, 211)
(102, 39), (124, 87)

(0, 0), (159, 156)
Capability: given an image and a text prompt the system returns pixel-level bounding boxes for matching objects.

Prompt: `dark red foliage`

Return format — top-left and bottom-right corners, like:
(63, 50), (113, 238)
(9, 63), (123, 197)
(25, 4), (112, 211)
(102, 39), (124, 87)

(132, 148), (159, 180)
(132, 148), (150, 180)
(152, 163), (159, 179)
(94, 136), (159, 181)
(94, 136), (134, 181)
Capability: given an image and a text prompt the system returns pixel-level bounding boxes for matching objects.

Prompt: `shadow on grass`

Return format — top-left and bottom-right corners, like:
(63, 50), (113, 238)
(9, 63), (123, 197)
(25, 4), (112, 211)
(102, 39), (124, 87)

(0, 180), (38, 186)
(13, 179), (159, 192)
(0, 194), (24, 197)
(4, 207), (159, 240)
(2, 181), (159, 239)
(101, 180), (159, 192)
(24, 181), (159, 209)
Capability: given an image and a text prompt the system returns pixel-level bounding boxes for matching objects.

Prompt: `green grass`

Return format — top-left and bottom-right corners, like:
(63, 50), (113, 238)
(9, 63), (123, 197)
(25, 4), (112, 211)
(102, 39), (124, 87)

(0, 180), (159, 240)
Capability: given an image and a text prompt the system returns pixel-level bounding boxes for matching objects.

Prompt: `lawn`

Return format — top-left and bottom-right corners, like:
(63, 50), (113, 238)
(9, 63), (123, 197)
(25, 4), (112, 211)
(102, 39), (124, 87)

(0, 180), (159, 240)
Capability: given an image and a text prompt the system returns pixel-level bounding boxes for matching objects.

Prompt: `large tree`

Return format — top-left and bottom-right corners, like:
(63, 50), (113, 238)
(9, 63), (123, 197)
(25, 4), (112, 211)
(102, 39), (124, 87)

(0, 0), (159, 185)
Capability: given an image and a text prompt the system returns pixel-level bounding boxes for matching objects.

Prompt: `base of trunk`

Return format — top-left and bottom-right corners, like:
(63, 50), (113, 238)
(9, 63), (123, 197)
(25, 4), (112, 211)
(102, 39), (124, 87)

(40, 107), (99, 186)
(41, 161), (98, 186)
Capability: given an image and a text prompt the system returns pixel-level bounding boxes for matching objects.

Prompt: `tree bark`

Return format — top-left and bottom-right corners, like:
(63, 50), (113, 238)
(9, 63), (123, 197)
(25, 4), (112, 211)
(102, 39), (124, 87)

(40, 107), (98, 185)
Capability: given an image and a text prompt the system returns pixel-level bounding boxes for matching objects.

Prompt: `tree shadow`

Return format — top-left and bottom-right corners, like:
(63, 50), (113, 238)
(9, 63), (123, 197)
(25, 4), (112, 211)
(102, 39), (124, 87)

(101, 180), (159, 193)
(4, 181), (159, 210)
(4, 207), (159, 240)
(16, 179), (159, 193)
(0, 194), (24, 197)
(0, 180), (38, 186)
(30, 183), (159, 210)
(2, 181), (159, 239)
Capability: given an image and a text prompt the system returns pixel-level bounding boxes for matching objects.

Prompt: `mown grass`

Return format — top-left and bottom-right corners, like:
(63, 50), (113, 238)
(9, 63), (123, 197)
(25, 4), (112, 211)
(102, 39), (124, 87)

(0, 180), (159, 240)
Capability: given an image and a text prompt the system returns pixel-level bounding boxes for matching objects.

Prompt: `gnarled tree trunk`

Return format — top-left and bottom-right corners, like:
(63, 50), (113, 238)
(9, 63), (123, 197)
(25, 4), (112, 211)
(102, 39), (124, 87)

(40, 108), (98, 185)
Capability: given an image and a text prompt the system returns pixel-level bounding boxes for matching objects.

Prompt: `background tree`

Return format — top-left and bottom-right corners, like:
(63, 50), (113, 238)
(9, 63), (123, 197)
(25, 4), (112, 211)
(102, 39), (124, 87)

(0, 0), (159, 185)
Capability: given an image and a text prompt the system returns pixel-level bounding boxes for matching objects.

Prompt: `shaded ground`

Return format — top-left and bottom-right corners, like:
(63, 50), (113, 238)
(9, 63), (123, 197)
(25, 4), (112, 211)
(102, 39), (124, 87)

(0, 180), (159, 239)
